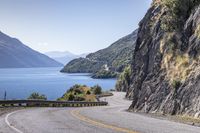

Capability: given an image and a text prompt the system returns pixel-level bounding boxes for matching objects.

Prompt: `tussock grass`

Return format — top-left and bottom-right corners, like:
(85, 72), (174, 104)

(195, 24), (200, 39)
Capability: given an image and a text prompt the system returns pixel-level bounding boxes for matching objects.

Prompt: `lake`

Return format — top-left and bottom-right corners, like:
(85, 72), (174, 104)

(0, 67), (116, 100)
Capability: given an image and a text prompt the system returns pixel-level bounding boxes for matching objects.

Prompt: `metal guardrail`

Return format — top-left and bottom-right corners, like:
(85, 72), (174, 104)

(98, 93), (113, 98)
(0, 100), (108, 107)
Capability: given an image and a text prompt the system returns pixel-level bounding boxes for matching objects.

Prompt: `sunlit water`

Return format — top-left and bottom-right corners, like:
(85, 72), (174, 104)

(0, 67), (116, 100)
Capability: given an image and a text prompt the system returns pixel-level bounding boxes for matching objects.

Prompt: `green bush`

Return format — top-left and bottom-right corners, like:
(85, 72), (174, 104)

(68, 93), (75, 101)
(28, 92), (47, 100)
(86, 90), (91, 95)
(115, 65), (131, 91)
(91, 85), (102, 95)
(161, 0), (200, 31)
(172, 80), (182, 90)
(57, 84), (97, 102)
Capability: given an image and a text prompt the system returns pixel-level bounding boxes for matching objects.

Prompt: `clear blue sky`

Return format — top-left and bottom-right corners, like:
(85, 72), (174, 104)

(0, 0), (152, 54)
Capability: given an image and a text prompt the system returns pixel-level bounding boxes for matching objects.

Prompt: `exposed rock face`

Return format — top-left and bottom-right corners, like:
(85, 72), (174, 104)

(0, 31), (63, 68)
(125, 0), (200, 117)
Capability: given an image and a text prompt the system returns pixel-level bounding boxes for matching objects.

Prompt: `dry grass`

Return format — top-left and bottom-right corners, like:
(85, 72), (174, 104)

(85, 94), (96, 102)
(162, 52), (193, 84)
(80, 87), (90, 94)
(160, 28), (200, 85)
(174, 115), (200, 126)
(195, 24), (200, 39)
(162, 51), (200, 86)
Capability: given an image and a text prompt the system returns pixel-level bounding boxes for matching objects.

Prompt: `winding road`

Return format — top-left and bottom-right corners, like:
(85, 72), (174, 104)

(0, 92), (200, 133)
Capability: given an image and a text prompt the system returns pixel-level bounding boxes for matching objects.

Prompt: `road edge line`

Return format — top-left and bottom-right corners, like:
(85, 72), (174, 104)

(5, 110), (24, 133)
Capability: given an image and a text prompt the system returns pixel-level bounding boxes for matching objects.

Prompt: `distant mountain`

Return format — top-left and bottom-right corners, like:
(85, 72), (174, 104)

(45, 51), (75, 58)
(45, 51), (88, 65)
(61, 29), (138, 78)
(0, 31), (63, 68)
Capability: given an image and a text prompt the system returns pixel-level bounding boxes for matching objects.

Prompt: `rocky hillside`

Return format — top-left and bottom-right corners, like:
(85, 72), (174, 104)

(117, 0), (200, 117)
(0, 31), (63, 68)
(61, 29), (138, 78)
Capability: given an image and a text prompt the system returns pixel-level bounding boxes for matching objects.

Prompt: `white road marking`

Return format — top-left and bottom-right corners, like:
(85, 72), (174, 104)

(5, 110), (24, 133)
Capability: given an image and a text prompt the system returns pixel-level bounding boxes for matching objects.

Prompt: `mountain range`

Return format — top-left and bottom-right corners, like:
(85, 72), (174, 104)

(0, 31), (63, 68)
(45, 51), (88, 65)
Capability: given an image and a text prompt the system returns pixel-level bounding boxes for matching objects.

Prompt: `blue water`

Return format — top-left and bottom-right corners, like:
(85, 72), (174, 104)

(0, 67), (116, 100)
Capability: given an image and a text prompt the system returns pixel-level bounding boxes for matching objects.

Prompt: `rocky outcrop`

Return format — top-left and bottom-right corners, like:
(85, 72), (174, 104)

(123, 0), (200, 117)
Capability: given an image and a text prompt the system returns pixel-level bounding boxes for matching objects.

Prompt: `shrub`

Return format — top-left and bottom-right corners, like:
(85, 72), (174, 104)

(58, 84), (97, 102)
(160, 0), (199, 31)
(92, 85), (102, 95)
(115, 65), (131, 91)
(86, 90), (91, 95)
(74, 88), (82, 94)
(73, 84), (81, 88)
(28, 92), (47, 100)
(172, 80), (182, 90)
(68, 93), (75, 101)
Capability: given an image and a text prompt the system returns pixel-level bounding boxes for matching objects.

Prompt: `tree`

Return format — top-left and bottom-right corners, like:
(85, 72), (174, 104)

(92, 85), (102, 95)
(28, 92), (47, 100)
(68, 93), (75, 101)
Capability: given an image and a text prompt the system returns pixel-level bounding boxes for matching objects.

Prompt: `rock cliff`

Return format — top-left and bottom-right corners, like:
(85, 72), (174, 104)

(120, 0), (200, 117)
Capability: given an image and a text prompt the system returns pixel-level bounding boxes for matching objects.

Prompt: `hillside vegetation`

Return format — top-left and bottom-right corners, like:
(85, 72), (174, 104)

(61, 30), (138, 78)
(57, 84), (102, 102)
(28, 92), (47, 100)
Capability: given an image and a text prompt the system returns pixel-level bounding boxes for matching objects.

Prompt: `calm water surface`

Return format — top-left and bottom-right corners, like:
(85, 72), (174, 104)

(0, 67), (116, 100)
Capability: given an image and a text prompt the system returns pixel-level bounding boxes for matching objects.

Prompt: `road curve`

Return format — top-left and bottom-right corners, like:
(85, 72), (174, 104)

(0, 92), (200, 133)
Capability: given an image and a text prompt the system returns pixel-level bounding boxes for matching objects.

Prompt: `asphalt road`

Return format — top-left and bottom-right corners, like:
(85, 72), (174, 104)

(0, 92), (200, 133)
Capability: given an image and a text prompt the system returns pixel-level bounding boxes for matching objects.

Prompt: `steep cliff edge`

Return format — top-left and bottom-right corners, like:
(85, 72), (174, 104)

(121, 0), (200, 117)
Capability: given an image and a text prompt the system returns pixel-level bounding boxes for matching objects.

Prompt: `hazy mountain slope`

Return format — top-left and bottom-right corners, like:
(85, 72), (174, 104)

(0, 31), (63, 68)
(45, 51), (76, 58)
(45, 51), (87, 65)
(61, 29), (138, 76)
(117, 0), (200, 117)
